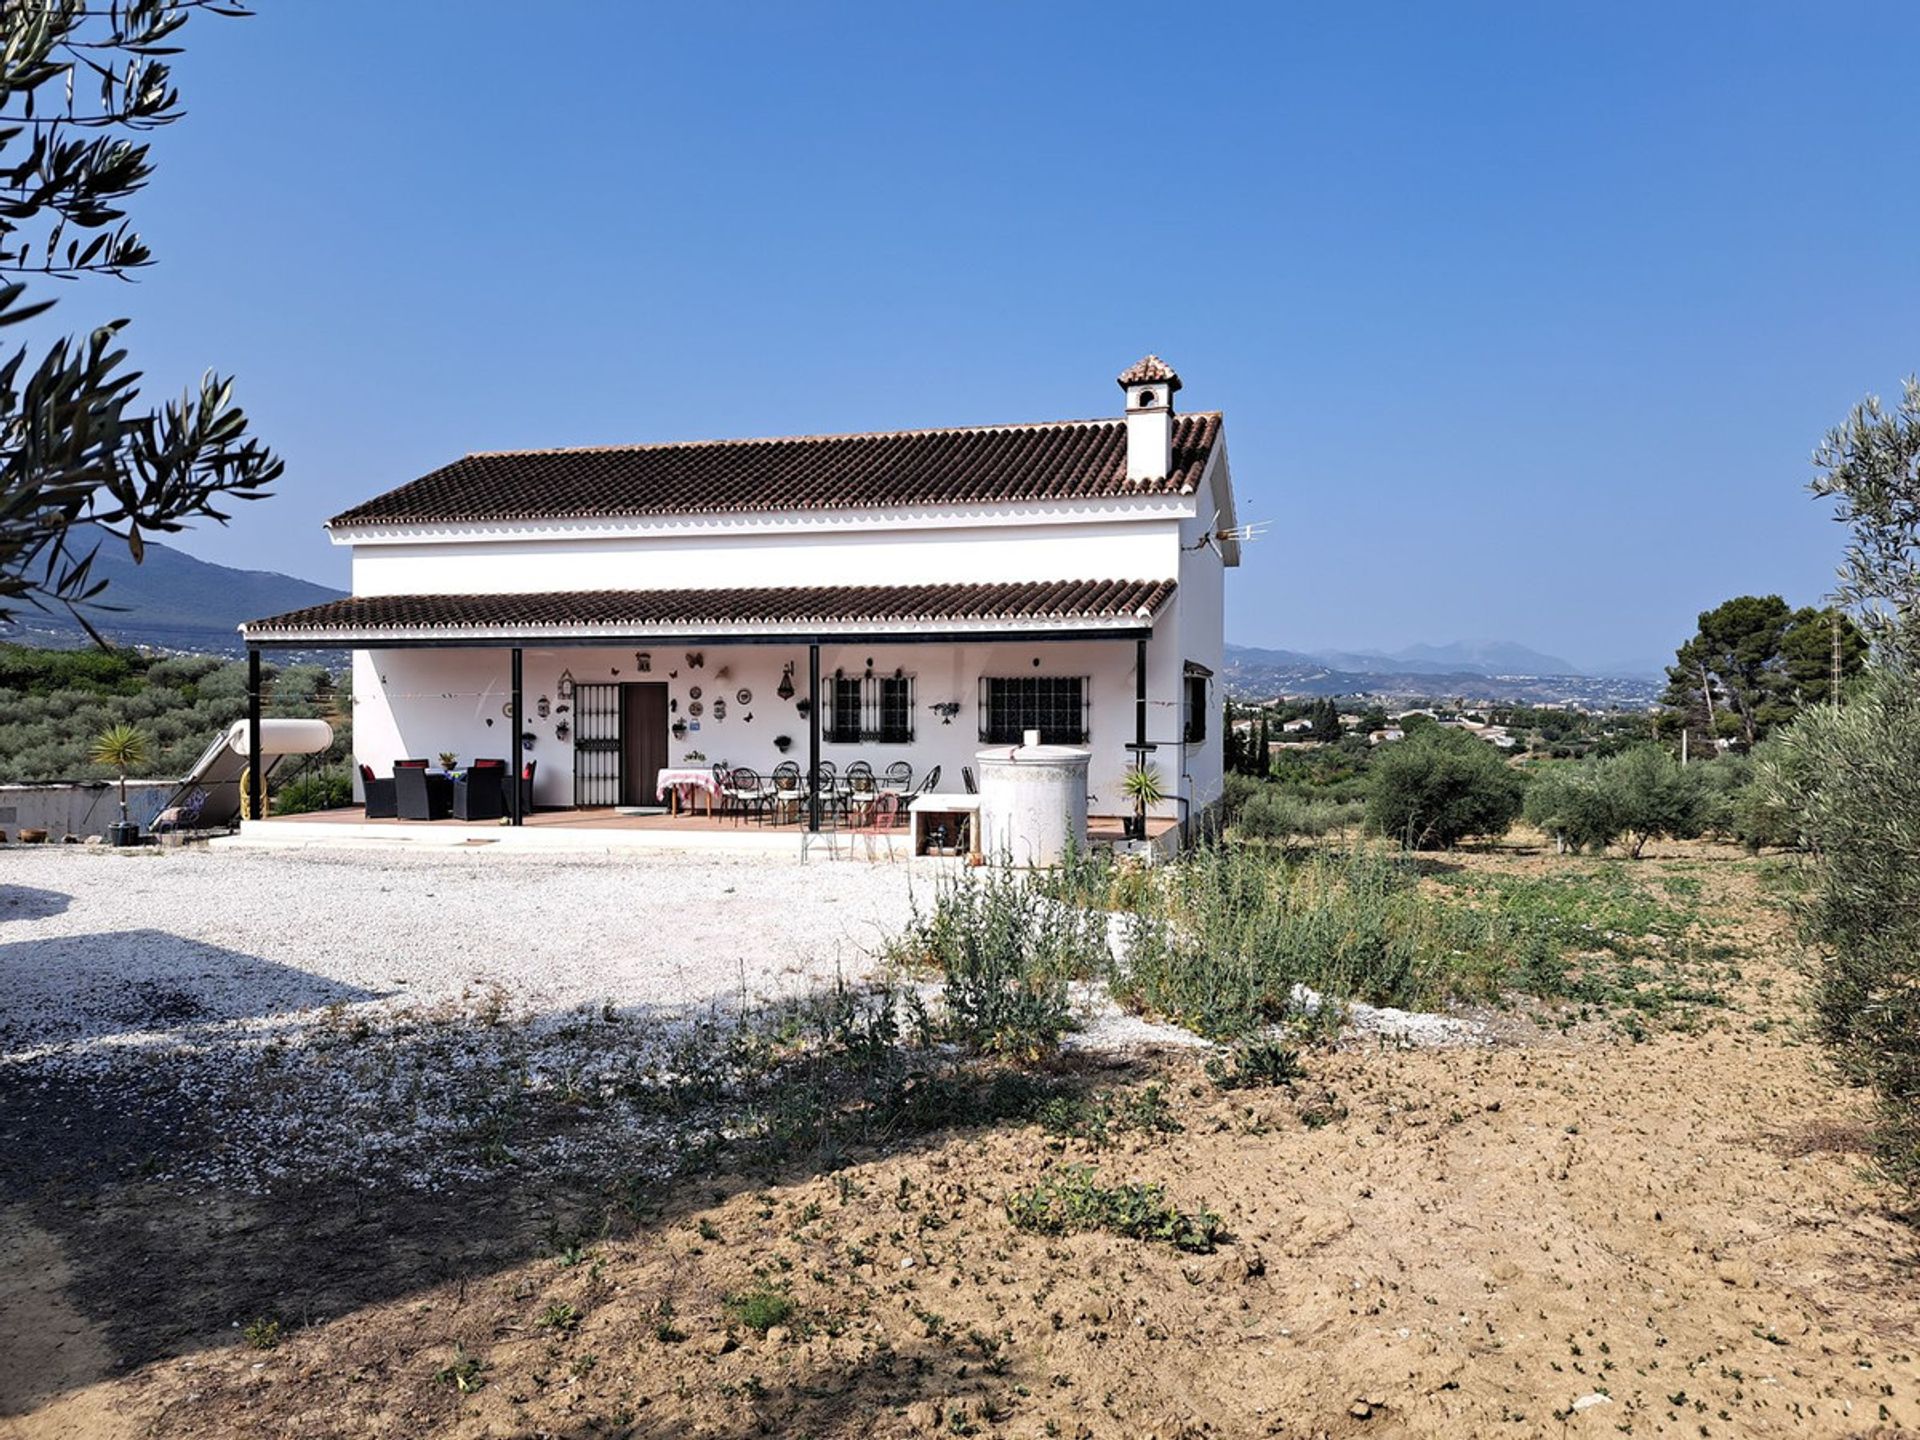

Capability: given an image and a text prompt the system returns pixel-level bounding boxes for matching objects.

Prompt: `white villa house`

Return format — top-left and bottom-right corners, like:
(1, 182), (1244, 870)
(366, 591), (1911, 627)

(239, 355), (1240, 840)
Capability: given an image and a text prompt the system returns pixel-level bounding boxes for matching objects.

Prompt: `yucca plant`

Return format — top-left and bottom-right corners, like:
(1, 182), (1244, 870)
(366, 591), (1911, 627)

(1122, 764), (1166, 839)
(90, 723), (152, 824)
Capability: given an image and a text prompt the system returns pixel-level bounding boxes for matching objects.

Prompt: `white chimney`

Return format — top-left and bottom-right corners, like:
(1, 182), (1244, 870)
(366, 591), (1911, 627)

(1117, 354), (1181, 482)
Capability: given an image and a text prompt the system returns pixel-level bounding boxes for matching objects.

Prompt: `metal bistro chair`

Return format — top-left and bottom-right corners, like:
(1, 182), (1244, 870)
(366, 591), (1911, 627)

(962, 765), (977, 795)
(881, 760), (912, 795)
(727, 765), (769, 825)
(844, 763), (878, 827)
(770, 761), (805, 825)
(808, 759), (838, 827)
(855, 790), (900, 861)
(710, 761), (733, 820)
(902, 766), (942, 826)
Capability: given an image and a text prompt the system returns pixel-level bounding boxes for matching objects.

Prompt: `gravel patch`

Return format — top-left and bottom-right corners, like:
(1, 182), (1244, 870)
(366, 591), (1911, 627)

(1, 844), (925, 1192)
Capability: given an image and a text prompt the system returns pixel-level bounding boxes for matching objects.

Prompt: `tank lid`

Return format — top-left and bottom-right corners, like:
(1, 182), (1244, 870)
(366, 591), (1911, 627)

(975, 743), (1092, 764)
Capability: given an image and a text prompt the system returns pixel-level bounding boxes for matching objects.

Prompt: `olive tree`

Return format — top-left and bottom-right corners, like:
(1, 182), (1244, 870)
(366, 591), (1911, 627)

(1, 1), (281, 642)
(1366, 727), (1525, 850)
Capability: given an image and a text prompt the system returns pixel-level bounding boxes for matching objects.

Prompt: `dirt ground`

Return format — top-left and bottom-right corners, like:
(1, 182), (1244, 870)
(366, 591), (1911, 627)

(2, 843), (1916, 1439)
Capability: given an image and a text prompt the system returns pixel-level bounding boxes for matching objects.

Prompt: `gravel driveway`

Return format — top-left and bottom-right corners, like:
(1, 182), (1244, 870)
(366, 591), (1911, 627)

(1, 844), (925, 1190)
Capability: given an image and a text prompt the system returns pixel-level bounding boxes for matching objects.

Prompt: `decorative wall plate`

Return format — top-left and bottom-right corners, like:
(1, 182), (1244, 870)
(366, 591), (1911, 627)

(689, 700), (704, 717)
(736, 688), (752, 705)
(689, 685), (702, 700)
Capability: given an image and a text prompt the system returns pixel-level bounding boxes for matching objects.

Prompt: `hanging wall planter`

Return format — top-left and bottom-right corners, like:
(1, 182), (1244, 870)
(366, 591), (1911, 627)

(774, 734), (792, 753)
(672, 719), (688, 741)
(555, 719), (571, 743)
(536, 695), (551, 719)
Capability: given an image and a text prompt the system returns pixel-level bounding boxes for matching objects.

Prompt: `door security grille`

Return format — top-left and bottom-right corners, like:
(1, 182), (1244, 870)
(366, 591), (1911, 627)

(572, 683), (621, 806)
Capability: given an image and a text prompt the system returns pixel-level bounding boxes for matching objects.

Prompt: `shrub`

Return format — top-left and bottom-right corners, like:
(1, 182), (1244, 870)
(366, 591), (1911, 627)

(1234, 790), (1364, 845)
(899, 868), (1106, 1058)
(1113, 847), (1489, 1033)
(1765, 672), (1920, 1196)
(723, 1287), (795, 1335)
(1205, 1038), (1303, 1090)
(1366, 727), (1526, 849)
(1004, 1165), (1225, 1252)
(274, 768), (353, 815)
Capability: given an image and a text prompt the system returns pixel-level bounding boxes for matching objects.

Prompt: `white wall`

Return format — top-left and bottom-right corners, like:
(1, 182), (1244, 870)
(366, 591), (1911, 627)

(1173, 457), (1232, 817)
(352, 636), (1193, 814)
(350, 516), (1183, 597)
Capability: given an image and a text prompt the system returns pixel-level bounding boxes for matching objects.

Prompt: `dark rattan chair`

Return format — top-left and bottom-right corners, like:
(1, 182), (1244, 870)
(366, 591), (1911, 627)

(392, 759), (447, 821)
(359, 762), (397, 819)
(454, 758), (507, 821)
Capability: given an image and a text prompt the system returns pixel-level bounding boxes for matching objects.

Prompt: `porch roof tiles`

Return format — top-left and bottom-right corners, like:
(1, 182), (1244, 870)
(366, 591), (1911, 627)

(240, 578), (1177, 644)
(328, 413), (1222, 528)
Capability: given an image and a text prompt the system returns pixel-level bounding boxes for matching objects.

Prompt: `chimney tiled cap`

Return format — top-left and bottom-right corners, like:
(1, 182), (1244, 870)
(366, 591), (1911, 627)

(1116, 354), (1183, 393)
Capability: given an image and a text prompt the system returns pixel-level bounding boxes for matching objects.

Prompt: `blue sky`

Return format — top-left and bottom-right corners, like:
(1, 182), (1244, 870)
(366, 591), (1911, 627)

(67, 1), (1920, 673)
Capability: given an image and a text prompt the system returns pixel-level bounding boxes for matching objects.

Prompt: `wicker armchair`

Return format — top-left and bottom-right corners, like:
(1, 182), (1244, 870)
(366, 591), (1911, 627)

(454, 758), (507, 821)
(359, 763), (397, 819)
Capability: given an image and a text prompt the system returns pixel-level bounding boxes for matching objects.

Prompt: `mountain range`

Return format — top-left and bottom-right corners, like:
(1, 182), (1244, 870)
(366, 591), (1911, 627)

(1223, 643), (1662, 707)
(0, 533), (1666, 705)
(0, 527), (346, 656)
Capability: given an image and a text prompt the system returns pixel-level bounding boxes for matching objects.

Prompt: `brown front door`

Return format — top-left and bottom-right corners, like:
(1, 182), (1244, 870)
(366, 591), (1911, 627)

(620, 683), (669, 808)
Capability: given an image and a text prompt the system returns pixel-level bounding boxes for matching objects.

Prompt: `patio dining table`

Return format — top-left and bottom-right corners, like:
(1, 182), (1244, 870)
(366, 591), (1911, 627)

(655, 766), (721, 816)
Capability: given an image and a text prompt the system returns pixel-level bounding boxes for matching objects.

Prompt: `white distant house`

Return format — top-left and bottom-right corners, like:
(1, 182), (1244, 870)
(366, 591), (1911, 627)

(1280, 716), (1314, 734)
(240, 356), (1241, 838)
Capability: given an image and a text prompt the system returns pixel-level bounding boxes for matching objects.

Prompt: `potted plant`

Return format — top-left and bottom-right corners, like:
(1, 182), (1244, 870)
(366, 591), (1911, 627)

(437, 750), (459, 773)
(1121, 763), (1165, 842)
(91, 722), (151, 846)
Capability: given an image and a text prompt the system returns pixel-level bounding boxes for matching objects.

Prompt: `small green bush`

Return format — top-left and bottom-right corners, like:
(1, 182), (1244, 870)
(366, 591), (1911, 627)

(274, 768), (353, 815)
(1234, 789), (1364, 844)
(723, 1287), (795, 1335)
(1004, 1165), (1225, 1252)
(1205, 1038), (1303, 1090)
(902, 869), (1106, 1058)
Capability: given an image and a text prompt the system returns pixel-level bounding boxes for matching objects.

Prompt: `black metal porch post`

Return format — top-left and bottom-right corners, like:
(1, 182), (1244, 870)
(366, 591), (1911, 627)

(807, 643), (821, 831)
(1135, 636), (1148, 756)
(246, 645), (263, 821)
(510, 647), (524, 826)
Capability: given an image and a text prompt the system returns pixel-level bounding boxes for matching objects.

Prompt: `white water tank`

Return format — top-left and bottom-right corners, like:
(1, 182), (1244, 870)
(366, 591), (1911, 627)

(977, 730), (1091, 867)
(226, 718), (335, 756)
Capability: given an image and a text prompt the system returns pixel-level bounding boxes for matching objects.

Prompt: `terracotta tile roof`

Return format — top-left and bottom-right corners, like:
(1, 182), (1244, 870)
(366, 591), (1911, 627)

(328, 413), (1221, 528)
(1116, 354), (1183, 391)
(241, 579), (1177, 641)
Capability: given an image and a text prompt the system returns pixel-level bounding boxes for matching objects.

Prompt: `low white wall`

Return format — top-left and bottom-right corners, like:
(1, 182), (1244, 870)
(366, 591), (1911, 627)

(351, 637), (1196, 818)
(0, 780), (177, 840)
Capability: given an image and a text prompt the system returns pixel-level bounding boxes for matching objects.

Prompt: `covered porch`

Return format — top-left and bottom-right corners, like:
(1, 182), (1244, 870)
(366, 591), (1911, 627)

(237, 580), (1192, 852)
